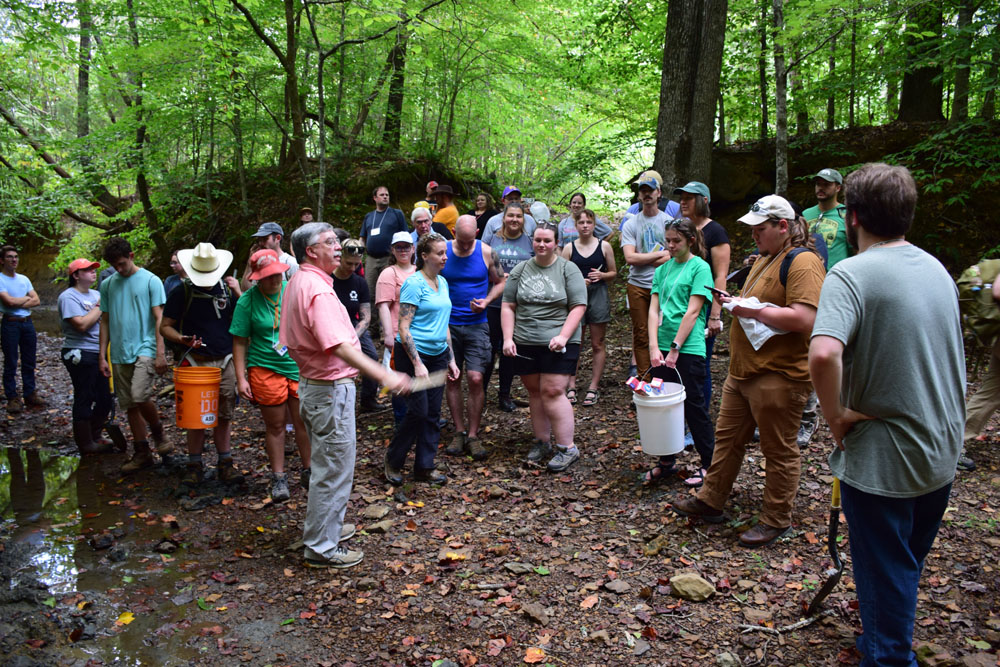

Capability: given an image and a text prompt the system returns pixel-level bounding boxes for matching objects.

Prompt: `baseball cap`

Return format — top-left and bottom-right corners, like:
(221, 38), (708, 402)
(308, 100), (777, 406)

(426, 180), (439, 190)
(673, 181), (711, 200)
(391, 231), (413, 246)
(252, 222), (284, 237)
(634, 170), (663, 187)
(738, 195), (796, 226)
(636, 176), (660, 190)
(814, 168), (843, 184)
(502, 185), (522, 199)
(247, 249), (289, 281)
(67, 258), (100, 276)
(299, 207), (313, 216)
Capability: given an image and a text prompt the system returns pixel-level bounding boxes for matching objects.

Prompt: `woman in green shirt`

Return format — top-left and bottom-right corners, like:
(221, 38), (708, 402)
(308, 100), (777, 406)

(645, 218), (716, 487)
(231, 249), (311, 502)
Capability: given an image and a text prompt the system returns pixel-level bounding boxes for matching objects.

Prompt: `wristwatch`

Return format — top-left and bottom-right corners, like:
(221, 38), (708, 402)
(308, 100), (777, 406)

(670, 341), (680, 352)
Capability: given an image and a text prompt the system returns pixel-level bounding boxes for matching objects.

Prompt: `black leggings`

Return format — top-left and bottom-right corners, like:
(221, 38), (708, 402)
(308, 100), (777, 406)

(650, 352), (715, 470)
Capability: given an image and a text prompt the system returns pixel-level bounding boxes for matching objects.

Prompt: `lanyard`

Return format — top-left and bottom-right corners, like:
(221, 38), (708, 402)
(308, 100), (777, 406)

(742, 247), (790, 297)
(260, 287), (282, 344)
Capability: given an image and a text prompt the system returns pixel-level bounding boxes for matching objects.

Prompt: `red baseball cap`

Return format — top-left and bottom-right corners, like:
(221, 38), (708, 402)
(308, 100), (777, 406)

(67, 258), (100, 276)
(248, 249), (290, 281)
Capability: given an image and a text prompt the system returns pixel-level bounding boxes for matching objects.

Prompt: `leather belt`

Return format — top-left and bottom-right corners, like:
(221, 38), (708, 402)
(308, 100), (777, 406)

(2, 315), (30, 322)
(301, 377), (354, 386)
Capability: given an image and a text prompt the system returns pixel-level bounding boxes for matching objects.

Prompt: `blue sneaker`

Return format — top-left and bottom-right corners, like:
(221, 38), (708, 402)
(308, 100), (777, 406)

(683, 430), (694, 450)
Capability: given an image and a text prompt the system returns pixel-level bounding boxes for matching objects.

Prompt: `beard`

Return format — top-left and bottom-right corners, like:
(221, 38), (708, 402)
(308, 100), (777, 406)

(846, 220), (859, 250)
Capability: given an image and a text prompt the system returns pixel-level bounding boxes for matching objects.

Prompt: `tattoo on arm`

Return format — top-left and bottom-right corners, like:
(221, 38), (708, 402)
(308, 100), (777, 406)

(357, 303), (372, 333)
(489, 247), (503, 282)
(397, 303), (421, 364)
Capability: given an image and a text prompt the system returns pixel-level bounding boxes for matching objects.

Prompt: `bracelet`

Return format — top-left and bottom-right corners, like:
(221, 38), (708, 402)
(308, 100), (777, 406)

(709, 316), (721, 322)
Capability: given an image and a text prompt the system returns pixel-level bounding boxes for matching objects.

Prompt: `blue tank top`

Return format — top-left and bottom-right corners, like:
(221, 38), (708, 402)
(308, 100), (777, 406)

(440, 240), (489, 325)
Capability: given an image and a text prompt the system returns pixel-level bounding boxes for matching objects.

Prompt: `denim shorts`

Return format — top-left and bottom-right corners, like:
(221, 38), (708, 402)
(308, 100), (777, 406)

(449, 322), (492, 374)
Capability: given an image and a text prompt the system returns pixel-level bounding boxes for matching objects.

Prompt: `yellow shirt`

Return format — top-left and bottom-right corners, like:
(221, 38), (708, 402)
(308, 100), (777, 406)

(433, 205), (459, 234)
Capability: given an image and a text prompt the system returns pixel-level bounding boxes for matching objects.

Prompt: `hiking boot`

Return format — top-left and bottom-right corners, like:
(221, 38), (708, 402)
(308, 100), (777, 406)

(414, 468), (447, 485)
(304, 545), (364, 569)
(384, 453), (403, 485)
(445, 432), (467, 456)
(181, 462), (204, 486)
(24, 393), (45, 407)
(957, 450), (976, 472)
(6, 397), (23, 414)
(525, 439), (553, 463)
(466, 436), (488, 461)
(151, 425), (173, 456)
(217, 460), (244, 484)
(739, 523), (790, 548)
(300, 467), (311, 490)
(121, 450), (155, 474)
(797, 420), (818, 448)
(546, 444), (580, 473)
(270, 473), (290, 502)
(498, 394), (516, 413)
(340, 523), (356, 542)
(672, 496), (725, 523)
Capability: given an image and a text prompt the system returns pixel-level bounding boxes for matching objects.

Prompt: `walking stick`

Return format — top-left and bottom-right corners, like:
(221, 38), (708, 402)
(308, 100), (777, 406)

(806, 478), (844, 616)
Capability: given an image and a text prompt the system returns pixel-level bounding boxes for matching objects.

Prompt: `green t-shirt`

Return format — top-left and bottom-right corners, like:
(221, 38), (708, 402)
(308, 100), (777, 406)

(804, 203), (849, 268)
(229, 283), (300, 380)
(812, 245), (965, 498)
(502, 256), (588, 345)
(650, 257), (713, 358)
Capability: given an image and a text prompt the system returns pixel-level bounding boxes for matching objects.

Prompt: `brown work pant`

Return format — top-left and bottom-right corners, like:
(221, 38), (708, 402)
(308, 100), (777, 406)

(698, 373), (811, 529)
(627, 283), (652, 378)
(966, 339), (1000, 441)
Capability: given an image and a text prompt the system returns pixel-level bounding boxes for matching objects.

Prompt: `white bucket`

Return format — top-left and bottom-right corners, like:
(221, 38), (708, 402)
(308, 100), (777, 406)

(633, 382), (686, 456)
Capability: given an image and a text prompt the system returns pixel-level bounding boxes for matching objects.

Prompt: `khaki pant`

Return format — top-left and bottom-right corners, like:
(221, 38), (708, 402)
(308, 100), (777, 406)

(698, 373), (811, 529)
(627, 283), (652, 377)
(966, 340), (1000, 441)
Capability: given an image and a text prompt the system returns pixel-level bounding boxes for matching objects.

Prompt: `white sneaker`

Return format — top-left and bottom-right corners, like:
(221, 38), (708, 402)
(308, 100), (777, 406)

(305, 545), (364, 569)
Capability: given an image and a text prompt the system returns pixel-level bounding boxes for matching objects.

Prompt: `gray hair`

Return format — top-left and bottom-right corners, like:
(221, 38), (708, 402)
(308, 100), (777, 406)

(411, 207), (432, 224)
(291, 222), (333, 264)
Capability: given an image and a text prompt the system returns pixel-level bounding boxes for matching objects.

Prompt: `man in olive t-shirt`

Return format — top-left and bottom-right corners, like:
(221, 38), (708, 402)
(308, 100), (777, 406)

(809, 163), (964, 667)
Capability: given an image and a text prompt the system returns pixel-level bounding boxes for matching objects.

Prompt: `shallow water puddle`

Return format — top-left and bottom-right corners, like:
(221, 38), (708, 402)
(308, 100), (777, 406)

(1, 448), (217, 664)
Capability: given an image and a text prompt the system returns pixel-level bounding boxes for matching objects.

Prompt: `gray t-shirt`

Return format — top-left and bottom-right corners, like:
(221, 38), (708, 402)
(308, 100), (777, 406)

(502, 256), (587, 345)
(812, 244), (965, 498)
(620, 209), (669, 289)
(482, 213), (536, 246)
(58, 287), (101, 352)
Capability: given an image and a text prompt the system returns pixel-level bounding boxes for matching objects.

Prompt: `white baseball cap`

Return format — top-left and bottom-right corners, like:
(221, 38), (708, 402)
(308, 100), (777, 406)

(738, 195), (796, 226)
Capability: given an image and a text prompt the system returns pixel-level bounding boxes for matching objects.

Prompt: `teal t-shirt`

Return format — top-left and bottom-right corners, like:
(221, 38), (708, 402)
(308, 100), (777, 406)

(804, 204), (849, 268)
(99, 268), (166, 364)
(650, 256), (713, 358)
(398, 273), (451, 357)
(229, 283), (300, 380)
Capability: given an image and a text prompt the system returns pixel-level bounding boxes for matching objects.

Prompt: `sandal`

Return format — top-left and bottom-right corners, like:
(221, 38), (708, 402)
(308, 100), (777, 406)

(683, 468), (707, 488)
(566, 388), (577, 404)
(582, 389), (600, 406)
(641, 463), (678, 485)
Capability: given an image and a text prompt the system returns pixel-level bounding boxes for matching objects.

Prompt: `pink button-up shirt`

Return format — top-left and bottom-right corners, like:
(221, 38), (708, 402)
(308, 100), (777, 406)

(280, 263), (360, 381)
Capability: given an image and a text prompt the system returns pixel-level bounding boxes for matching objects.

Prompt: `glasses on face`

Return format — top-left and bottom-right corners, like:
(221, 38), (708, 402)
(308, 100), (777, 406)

(311, 237), (339, 248)
(393, 244), (413, 251)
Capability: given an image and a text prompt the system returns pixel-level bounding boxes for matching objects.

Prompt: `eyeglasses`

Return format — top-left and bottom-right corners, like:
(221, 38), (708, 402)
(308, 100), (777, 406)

(311, 237), (339, 248)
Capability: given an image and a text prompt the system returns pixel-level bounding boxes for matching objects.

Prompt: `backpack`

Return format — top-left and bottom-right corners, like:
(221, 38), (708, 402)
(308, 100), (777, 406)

(729, 239), (827, 290)
(957, 259), (1000, 347)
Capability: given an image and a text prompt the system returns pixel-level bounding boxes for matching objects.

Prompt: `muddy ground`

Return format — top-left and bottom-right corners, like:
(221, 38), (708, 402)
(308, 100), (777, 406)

(1, 315), (999, 667)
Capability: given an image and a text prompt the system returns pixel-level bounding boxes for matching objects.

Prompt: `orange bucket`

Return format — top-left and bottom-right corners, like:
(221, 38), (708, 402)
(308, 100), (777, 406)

(174, 366), (222, 429)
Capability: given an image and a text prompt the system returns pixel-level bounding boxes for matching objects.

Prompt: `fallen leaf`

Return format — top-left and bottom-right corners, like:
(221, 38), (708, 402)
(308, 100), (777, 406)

(581, 594), (599, 609)
(524, 647), (546, 663)
(116, 612), (136, 625)
(284, 568), (294, 577)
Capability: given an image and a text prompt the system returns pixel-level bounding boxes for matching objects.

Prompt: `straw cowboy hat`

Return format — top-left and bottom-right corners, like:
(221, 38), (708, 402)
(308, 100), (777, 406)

(177, 242), (234, 287)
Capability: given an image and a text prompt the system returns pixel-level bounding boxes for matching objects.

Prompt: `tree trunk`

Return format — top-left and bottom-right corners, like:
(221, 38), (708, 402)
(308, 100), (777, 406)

(347, 48), (395, 147)
(232, 106), (249, 217)
(718, 92), (727, 146)
(897, 3), (944, 121)
(333, 3), (346, 134)
(382, 22), (408, 152)
(76, 0), (91, 143)
(827, 36), (836, 130)
(758, 0), (769, 144)
(981, 24), (999, 119)
(653, 0), (729, 189)
(772, 0), (789, 196)
(952, 0), (973, 122)
(849, 11), (856, 127)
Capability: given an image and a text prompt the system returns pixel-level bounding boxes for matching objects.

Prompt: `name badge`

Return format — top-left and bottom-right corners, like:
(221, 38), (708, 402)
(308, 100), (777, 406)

(371, 226), (381, 236)
(273, 340), (288, 357)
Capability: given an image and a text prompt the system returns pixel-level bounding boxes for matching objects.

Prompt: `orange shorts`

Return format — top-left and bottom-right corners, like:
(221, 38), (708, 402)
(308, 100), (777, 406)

(248, 367), (299, 406)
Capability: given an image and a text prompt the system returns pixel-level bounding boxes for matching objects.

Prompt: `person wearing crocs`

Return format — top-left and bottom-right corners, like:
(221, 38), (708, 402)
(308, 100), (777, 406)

(162, 242), (244, 487)
(501, 222), (588, 472)
(672, 195), (825, 548)
(99, 238), (170, 474)
(59, 258), (114, 456)
(441, 216), (506, 462)
(562, 208), (616, 408)
(384, 233), (460, 485)
(281, 222), (410, 569)
(645, 218), (715, 487)
(231, 249), (311, 503)
(809, 163), (964, 667)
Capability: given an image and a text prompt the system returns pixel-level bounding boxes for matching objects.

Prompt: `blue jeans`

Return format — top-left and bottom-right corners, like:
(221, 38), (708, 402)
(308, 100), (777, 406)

(2, 318), (37, 399)
(387, 343), (447, 471)
(841, 481), (952, 667)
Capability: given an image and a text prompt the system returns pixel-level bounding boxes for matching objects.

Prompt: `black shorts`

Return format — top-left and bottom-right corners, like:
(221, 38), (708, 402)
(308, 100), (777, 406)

(510, 343), (580, 376)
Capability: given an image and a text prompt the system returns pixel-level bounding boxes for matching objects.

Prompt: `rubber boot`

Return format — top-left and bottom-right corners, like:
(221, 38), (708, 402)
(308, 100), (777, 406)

(74, 420), (111, 456)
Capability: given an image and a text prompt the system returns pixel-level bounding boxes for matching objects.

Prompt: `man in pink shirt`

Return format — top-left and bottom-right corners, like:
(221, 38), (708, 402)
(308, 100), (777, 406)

(281, 222), (409, 569)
